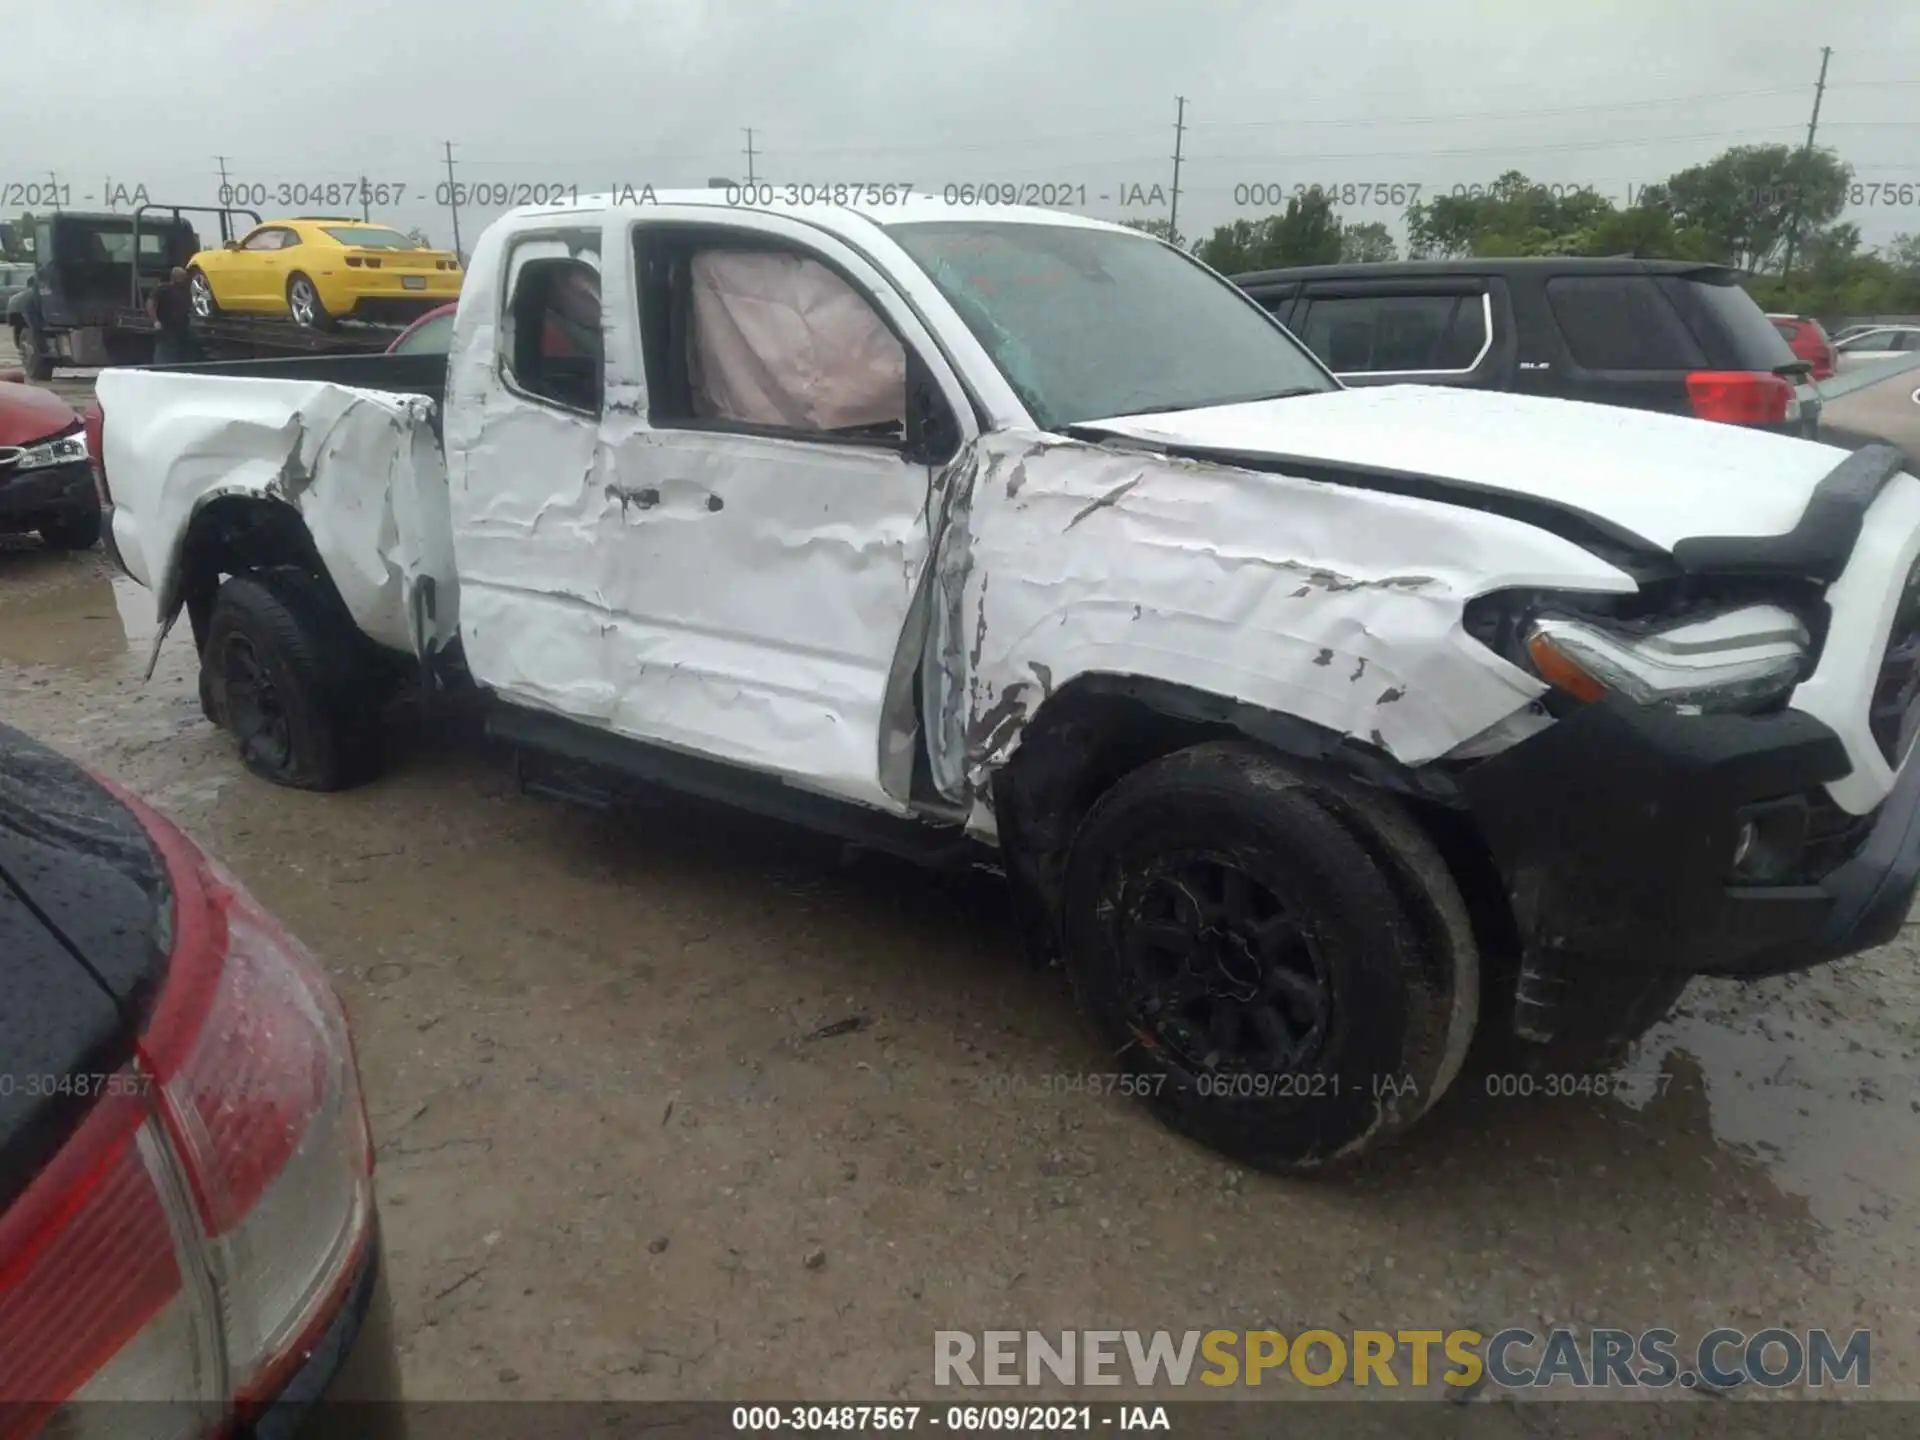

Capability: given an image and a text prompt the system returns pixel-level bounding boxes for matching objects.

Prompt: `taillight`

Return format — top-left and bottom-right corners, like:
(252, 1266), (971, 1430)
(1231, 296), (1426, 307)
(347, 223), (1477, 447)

(84, 401), (109, 507)
(0, 1090), (208, 1440)
(0, 788), (372, 1432)
(1686, 370), (1794, 425)
(146, 875), (370, 1400)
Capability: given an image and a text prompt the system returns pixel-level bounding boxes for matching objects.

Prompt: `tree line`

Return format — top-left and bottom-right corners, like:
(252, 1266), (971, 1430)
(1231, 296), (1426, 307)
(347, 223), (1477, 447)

(1133, 144), (1920, 322)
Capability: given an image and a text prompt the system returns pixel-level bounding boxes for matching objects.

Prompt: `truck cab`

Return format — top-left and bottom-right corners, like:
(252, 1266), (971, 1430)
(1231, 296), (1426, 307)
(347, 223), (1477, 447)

(9, 211), (202, 378)
(93, 193), (1920, 1171)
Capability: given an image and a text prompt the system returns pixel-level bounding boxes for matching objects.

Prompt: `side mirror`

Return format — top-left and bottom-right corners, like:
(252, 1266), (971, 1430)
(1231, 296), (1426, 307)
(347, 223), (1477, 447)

(223, 240), (241, 252)
(903, 356), (962, 467)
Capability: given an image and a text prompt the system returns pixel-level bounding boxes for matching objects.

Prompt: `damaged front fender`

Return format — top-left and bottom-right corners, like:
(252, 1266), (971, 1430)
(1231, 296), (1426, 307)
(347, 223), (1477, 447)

(923, 430), (1639, 799)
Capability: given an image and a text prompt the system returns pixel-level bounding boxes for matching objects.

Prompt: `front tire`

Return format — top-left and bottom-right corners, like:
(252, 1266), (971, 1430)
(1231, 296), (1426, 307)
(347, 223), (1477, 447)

(286, 273), (333, 330)
(202, 571), (380, 791)
(1059, 741), (1477, 1171)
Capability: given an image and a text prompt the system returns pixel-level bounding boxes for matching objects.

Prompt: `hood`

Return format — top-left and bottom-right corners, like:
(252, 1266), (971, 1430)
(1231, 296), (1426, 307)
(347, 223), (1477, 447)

(0, 380), (80, 446)
(1077, 385), (1858, 554)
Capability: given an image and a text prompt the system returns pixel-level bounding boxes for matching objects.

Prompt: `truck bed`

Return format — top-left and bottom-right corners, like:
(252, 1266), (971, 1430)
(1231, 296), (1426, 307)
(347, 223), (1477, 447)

(147, 348), (447, 400)
(187, 315), (422, 362)
(97, 363), (458, 666)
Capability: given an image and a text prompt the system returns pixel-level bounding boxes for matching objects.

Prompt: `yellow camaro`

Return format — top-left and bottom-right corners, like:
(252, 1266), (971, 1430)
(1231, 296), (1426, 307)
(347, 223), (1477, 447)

(186, 218), (462, 330)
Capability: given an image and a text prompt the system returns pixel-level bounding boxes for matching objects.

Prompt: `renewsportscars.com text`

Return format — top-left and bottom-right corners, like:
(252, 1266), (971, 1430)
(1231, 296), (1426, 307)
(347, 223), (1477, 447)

(934, 1327), (1871, 1391)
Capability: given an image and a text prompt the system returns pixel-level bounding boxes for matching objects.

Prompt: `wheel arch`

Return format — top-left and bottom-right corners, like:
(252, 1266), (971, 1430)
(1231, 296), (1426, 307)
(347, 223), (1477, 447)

(170, 492), (352, 654)
(986, 673), (1520, 972)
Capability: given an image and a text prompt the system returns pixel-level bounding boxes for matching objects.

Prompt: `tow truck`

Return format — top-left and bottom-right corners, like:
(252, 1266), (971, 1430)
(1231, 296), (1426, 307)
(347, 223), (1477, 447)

(9, 205), (413, 377)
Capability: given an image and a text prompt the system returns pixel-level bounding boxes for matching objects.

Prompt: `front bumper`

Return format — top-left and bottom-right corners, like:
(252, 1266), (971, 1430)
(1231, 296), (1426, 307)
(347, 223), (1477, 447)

(0, 457), (95, 527)
(1461, 695), (1919, 981)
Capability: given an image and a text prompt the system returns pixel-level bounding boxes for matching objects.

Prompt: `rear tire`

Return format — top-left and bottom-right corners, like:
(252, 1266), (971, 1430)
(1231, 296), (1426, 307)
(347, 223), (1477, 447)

(286, 273), (333, 331)
(201, 571), (381, 791)
(1058, 741), (1477, 1171)
(37, 507), (102, 550)
(187, 267), (219, 320)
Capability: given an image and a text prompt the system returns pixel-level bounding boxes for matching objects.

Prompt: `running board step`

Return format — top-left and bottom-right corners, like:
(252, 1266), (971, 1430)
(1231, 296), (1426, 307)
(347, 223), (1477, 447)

(491, 703), (985, 870)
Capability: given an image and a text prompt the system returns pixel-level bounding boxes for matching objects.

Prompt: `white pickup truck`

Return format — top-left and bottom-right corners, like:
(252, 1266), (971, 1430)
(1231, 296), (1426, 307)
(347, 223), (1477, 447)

(94, 192), (1920, 1169)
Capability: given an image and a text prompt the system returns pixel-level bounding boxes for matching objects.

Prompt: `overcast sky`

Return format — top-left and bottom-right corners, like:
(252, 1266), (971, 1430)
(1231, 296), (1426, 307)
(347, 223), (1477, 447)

(6, 1), (1917, 253)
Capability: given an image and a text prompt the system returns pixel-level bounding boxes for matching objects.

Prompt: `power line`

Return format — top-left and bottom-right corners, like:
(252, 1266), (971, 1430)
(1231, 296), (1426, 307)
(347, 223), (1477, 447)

(453, 117), (1912, 171)
(1185, 124), (1815, 164)
(1189, 86), (1810, 131)
(152, 76), (1920, 176)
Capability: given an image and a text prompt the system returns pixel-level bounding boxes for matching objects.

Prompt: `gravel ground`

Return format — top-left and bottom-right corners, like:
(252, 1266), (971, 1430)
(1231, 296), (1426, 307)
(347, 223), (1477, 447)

(4, 421), (1918, 1422)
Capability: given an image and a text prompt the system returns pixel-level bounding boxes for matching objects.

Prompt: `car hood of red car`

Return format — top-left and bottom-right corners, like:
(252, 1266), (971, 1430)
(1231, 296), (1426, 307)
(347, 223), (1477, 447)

(0, 380), (80, 446)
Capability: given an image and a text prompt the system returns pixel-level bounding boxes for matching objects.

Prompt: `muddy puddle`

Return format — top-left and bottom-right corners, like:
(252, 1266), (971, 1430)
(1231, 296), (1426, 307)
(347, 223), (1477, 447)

(0, 544), (156, 673)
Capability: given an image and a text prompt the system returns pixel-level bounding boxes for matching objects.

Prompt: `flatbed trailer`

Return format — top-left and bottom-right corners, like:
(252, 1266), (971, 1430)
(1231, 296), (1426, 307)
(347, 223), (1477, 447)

(108, 308), (407, 360)
(125, 205), (406, 359)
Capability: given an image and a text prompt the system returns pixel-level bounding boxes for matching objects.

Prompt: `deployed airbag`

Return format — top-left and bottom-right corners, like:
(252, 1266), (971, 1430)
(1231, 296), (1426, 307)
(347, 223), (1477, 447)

(688, 249), (906, 432)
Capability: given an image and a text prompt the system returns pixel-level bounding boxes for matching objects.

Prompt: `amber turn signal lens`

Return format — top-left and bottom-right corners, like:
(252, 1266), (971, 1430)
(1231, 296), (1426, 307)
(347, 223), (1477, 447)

(1526, 631), (1609, 703)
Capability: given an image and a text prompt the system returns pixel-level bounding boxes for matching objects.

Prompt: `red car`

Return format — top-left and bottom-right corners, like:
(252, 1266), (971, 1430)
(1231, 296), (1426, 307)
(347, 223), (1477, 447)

(384, 289), (590, 359)
(0, 722), (402, 1438)
(0, 375), (100, 549)
(1768, 313), (1837, 382)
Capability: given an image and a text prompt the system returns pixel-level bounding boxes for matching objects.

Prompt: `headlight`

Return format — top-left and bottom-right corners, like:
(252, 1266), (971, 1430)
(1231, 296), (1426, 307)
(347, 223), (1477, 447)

(12, 433), (88, 470)
(1523, 604), (1810, 713)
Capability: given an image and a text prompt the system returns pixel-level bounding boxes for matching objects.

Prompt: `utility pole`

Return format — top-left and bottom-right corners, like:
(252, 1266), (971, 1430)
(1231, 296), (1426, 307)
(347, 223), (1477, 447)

(359, 173), (370, 221)
(442, 141), (464, 263)
(45, 169), (60, 213)
(213, 156), (235, 239)
(1168, 96), (1187, 247)
(1779, 45), (1833, 279)
(743, 129), (759, 186)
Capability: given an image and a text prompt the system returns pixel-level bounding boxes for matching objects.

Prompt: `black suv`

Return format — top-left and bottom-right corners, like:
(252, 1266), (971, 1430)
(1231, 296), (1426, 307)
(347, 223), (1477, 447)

(1233, 258), (1821, 439)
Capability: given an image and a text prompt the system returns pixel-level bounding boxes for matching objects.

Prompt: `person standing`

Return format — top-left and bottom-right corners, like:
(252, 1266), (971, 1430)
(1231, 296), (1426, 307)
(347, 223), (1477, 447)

(148, 267), (197, 364)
